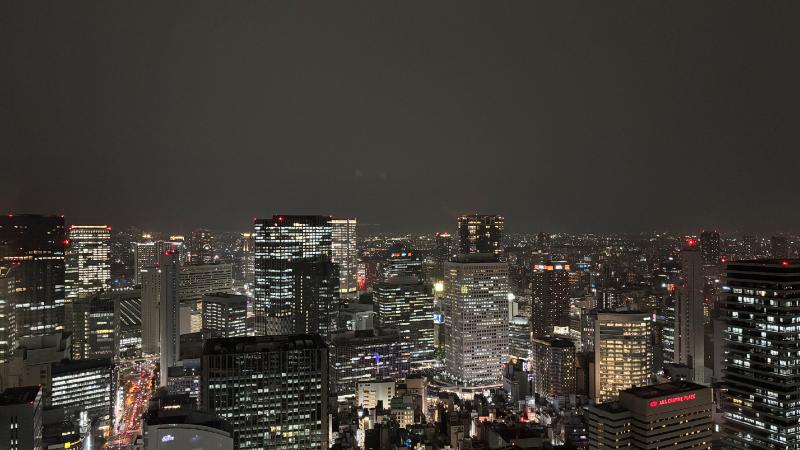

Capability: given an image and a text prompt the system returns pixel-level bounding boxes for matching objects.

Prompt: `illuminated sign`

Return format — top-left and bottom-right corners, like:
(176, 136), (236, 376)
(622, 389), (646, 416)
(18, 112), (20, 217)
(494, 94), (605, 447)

(648, 393), (696, 408)
(433, 313), (444, 324)
(162, 434), (175, 442)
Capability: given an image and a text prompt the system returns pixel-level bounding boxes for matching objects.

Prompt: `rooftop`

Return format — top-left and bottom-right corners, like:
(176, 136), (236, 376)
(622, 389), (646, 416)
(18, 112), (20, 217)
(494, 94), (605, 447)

(622, 381), (706, 399)
(203, 333), (326, 355)
(0, 386), (41, 406)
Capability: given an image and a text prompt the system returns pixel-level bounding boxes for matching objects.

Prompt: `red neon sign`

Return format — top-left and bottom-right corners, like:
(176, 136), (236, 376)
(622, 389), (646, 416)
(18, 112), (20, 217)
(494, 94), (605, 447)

(649, 393), (696, 408)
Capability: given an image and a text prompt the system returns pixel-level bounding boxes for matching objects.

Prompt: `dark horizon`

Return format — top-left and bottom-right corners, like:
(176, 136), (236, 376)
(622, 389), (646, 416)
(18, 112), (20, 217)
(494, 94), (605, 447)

(3, 1), (799, 234)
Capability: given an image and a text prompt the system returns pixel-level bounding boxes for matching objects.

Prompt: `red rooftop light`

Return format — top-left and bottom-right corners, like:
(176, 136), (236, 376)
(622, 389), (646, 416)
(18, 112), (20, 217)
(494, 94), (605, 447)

(782, 261), (791, 267)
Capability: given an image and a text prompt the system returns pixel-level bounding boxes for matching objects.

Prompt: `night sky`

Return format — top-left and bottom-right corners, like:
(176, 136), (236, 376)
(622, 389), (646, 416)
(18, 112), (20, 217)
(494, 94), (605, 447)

(2, 2), (799, 234)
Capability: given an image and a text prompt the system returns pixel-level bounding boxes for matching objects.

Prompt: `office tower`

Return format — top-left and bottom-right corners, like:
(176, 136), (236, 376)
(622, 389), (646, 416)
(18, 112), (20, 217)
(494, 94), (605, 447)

(721, 260), (800, 448)
(383, 244), (424, 280)
(457, 214), (504, 256)
(190, 229), (215, 264)
(133, 239), (187, 285)
(594, 311), (653, 403)
(113, 288), (142, 358)
(356, 380), (395, 409)
(50, 359), (113, 429)
(329, 328), (407, 396)
(0, 214), (66, 341)
(140, 267), (161, 355)
(508, 315), (531, 362)
(160, 251), (180, 387)
(201, 293), (248, 337)
(253, 215), (338, 337)
(202, 334), (328, 450)
(741, 234), (756, 259)
(70, 291), (115, 360)
(771, 235), (790, 258)
(178, 263), (233, 303)
(234, 232), (255, 287)
(64, 225), (111, 303)
(0, 333), (72, 395)
(700, 230), (721, 265)
(530, 336), (576, 404)
(431, 232), (452, 281)
(142, 395), (233, 450)
(444, 254), (509, 387)
(530, 262), (571, 337)
(331, 218), (358, 300)
(587, 382), (712, 449)
(0, 386), (43, 450)
(373, 276), (434, 364)
(673, 240), (705, 383)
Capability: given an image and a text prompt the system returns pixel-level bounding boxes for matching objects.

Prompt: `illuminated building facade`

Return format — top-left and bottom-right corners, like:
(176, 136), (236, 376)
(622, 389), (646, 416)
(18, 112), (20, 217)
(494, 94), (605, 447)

(329, 328), (407, 397)
(594, 311), (652, 403)
(373, 276), (434, 365)
(530, 261), (571, 337)
(70, 291), (115, 360)
(331, 218), (358, 299)
(112, 288), (142, 358)
(0, 386), (43, 450)
(457, 214), (504, 256)
(431, 232), (452, 281)
(160, 251), (180, 387)
(178, 263), (233, 303)
(700, 230), (720, 265)
(201, 293), (248, 337)
(202, 334), (328, 450)
(530, 336), (576, 403)
(444, 254), (509, 387)
(140, 267), (161, 355)
(189, 228), (215, 264)
(0, 214), (66, 341)
(253, 215), (338, 337)
(587, 382), (712, 449)
(383, 245), (424, 280)
(771, 235), (790, 258)
(64, 225), (111, 303)
(133, 239), (186, 284)
(50, 358), (113, 427)
(721, 260), (800, 448)
(508, 315), (531, 362)
(674, 240), (705, 383)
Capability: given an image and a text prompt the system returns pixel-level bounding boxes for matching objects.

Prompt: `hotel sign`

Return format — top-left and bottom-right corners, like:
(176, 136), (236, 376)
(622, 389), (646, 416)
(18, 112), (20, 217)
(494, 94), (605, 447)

(649, 393), (697, 408)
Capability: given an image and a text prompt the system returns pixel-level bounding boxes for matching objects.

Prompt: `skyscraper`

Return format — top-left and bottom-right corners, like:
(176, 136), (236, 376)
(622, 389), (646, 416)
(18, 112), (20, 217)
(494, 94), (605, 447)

(673, 239), (705, 383)
(190, 229), (215, 264)
(0, 214), (66, 341)
(160, 250), (180, 387)
(373, 275), (435, 365)
(457, 214), (504, 256)
(700, 230), (720, 265)
(133, 239), (187, 285)
(201, 293), (248, 337)
(594, 311), (652, 403)
(140, 266), (160, 355)
(530, 261), (571, 337)
(444, 253), (509, 387)
(721, 260), (800, 448)
(253, 215), (338, 338)
(431, 232), (452, 281)
(329, 328), (407, 397)
(331, 218), (358, 300)
(64, 225), (111, 303)
(202, 334), (328, 449)
(530, 336), (576, 404)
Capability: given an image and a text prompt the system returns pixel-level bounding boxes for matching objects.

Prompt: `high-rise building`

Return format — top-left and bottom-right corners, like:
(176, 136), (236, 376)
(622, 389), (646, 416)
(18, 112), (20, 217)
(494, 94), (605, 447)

(594, 311), (652, 403)
(190, 229), (215, 264)
(253, 215), (338, 337)
(721, 260), (800, 448)
(770, 235), (790, 259)
(673, 240), (705, 383)
(508, 315), (531, 362)
(201, 293), (248, 337)
(587, 382), (712, 449)
(140, 267), (160, 355)
(0, 269), (13, 363)
(112, 288), (142, 358)
(0, 214), (66, 341)
(331, 218), (358, 300)
(383, 244), (424, 280)
(65, 225), (111, 303)
(234, 232), (255, 287)
(0, 386), (43, 450)
(431, 232), (452, 282)
(202, 334), (328, 449)
(329, 328), (407, 397)
(444, 253), (509, 387)
(50, 358), (113, 430)
(133, 239), (187, 285)
(373, 276), (434, 365)
(700, 230), (720, 265)
(160, 251), (180, 387)
(457, 214), (504, 256)
(178, 263), (233, 303)
(70, 291), (115, 360)
(530, 336), (576, 404)
(530, 262), (571, 337)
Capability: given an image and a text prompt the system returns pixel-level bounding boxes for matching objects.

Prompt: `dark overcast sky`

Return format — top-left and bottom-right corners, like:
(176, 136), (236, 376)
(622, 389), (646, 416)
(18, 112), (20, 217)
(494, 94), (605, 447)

(2, 1), (799, 234)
